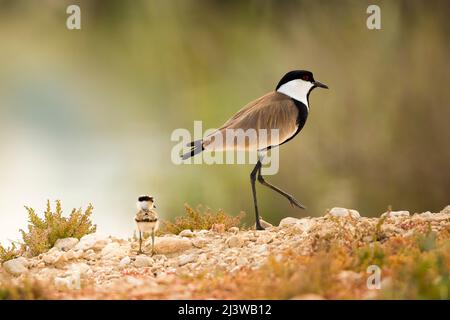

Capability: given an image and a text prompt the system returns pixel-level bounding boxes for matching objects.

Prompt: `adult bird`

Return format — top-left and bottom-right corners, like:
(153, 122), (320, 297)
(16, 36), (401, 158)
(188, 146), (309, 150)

(182, 70), (328, 230)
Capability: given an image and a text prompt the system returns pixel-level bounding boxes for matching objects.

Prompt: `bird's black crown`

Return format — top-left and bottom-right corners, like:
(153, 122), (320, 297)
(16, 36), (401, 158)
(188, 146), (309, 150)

(138, 195), (154, 202)
(276, 70), (315, 90)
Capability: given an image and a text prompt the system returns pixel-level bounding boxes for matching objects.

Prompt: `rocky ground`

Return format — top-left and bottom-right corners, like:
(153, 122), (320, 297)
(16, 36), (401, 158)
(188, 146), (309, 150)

(1, 206), (450, 299)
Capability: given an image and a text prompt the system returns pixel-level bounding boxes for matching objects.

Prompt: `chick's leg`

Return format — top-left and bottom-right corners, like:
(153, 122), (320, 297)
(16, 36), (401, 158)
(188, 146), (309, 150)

(151, 229), (155, 256)
(138, 231), (143, 254)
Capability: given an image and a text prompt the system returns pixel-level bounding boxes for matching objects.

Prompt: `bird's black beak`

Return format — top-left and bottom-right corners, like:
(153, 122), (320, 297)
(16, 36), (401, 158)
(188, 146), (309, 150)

(314, 81), (329, 89)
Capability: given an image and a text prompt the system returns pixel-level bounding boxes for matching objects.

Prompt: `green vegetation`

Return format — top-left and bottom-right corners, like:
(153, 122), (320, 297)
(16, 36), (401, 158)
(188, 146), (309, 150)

(192, 228), (450, 300)
(158, 204), (244, 235)
(0, 200), (96, 261)
(0, 243), (20, 264)
(0, 278), (51, 300)
(20, 200), (96, 256)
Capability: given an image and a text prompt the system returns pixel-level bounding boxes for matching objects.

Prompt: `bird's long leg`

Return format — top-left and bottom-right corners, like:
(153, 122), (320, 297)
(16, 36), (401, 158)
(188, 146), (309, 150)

(138, 231), (143, 254)
(151, 229), (155, 256)
(256, 161), (306, 210)
(251, 161), (264, 230)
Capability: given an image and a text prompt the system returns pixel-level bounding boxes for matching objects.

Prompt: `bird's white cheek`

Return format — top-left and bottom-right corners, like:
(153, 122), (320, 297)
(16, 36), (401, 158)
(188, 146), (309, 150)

(276, 79), (313, 110)
(137, 201), (149, 210)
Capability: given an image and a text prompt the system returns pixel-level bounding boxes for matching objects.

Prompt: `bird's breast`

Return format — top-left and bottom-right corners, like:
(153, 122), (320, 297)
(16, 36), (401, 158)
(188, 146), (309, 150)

(292, 99), (309, 131)
(135, 220), (159, 232)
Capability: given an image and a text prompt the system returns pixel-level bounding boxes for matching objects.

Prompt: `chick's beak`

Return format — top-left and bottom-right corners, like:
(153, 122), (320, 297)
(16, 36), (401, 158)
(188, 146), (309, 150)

(314, 81), (329, 89)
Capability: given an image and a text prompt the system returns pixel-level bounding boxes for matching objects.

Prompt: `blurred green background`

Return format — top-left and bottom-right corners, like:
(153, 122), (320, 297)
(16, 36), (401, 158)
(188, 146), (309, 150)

(0, 0), (449, 242)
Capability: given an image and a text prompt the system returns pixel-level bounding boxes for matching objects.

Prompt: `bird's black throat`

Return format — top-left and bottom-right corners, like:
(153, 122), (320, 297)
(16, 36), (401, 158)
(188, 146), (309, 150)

(293, 99), (309, 131)
(277, 98), (309, 147)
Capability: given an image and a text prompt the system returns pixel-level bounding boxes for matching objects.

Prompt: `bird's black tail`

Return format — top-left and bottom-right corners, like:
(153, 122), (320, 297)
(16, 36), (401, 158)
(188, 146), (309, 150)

(181, 140), (204, 160)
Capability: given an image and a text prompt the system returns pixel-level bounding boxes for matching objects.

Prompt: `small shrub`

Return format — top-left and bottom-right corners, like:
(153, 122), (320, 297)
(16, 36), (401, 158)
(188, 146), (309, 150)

(0, 278), (50, 300)
(158, 204), (244, 235)
(189, 230), (450, 300)
(20, 200), (96, 256)
(0, 243), (21, 264)
(354, 242), (385, 270)
(374, 215), (387, 242)
(417, 225), (437, 252)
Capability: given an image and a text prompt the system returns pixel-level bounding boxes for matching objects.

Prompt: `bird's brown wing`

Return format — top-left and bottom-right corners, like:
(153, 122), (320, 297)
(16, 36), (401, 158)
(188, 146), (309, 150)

(203, 92), (299, 151)
(135, 209), (158, 222)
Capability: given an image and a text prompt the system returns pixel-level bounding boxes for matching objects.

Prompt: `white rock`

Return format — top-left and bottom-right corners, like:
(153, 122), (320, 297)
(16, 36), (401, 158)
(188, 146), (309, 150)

(54, 277), (70, 290)
(153, 237), (192, 254)
(256, 244), (268, 254)
(155, 272), (176, 284)
(54, 238), (79, 251)
(54, 275), (80, 290)
(64, 250), (76, 260)
(179, 229), (194, 237)
(256, 235), (274, 244)
(74, 234), (98, 251)
(381, 211), (410, 218)
(64, 249), (83, 260)
(227, 235), (244, 248)
(42, 248), (67, 265)
(279, 217), (301, 228)
(74, 233), (108, 251)
(230, 266), (242, 273)
(197, 253), (207, 262)
(2, 257), (28, 276)
(192, 237), (207, 248)
(337, 270), (362, 282)
(119, 256), (131, 268)
(440, 205), (450, 214)
(329, 207), (360, 219)
(101, 242), (127, 260)
(178, 254), (196, 266)
(279, 217), (311, 234)
(381, 225), (403, 237)
(419, 211), (434, 218)
(67, 262), (91, 276)
(16, 256), (30, 267)
(134, 255), (154, 267)
(228, 227), (239, 234)
(236, 256), (249, 266)
(126, 276), (144, 287)
(82, 249), (96, 260)
(92, 239), (111, 251)
(294, 219), (312, 233)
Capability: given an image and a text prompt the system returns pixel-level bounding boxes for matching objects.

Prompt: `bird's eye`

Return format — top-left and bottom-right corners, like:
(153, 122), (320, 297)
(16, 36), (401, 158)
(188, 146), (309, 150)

(302, 75), (310, 81)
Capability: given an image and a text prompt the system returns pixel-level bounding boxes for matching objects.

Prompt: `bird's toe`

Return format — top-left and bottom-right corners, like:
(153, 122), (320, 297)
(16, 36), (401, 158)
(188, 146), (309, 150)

(255, 223), (265, 231)
(288, 197), (306, 210)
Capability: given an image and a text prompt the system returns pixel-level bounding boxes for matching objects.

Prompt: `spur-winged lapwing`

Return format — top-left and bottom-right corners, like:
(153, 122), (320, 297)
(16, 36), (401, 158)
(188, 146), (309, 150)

(182, 70), (328, 230)
(135, 195), (159, 254)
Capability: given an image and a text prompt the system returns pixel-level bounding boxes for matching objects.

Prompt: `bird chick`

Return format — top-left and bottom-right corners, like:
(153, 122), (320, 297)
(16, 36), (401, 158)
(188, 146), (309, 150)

(135, 195), (159, 255)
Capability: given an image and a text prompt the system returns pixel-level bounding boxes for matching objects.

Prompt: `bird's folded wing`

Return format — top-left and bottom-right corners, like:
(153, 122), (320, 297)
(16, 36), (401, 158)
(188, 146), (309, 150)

(135, 209), (158, 222)
(203, 92), (299, 151)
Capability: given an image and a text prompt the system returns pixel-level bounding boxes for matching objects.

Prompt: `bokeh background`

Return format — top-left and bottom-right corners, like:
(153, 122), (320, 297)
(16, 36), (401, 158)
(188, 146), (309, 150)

(1, 0), (449, 243)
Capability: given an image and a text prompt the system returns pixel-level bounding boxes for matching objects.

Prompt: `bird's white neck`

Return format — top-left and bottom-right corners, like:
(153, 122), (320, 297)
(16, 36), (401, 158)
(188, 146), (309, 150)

(137, 201), (154, 211)
(276, 79), (313, 110)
